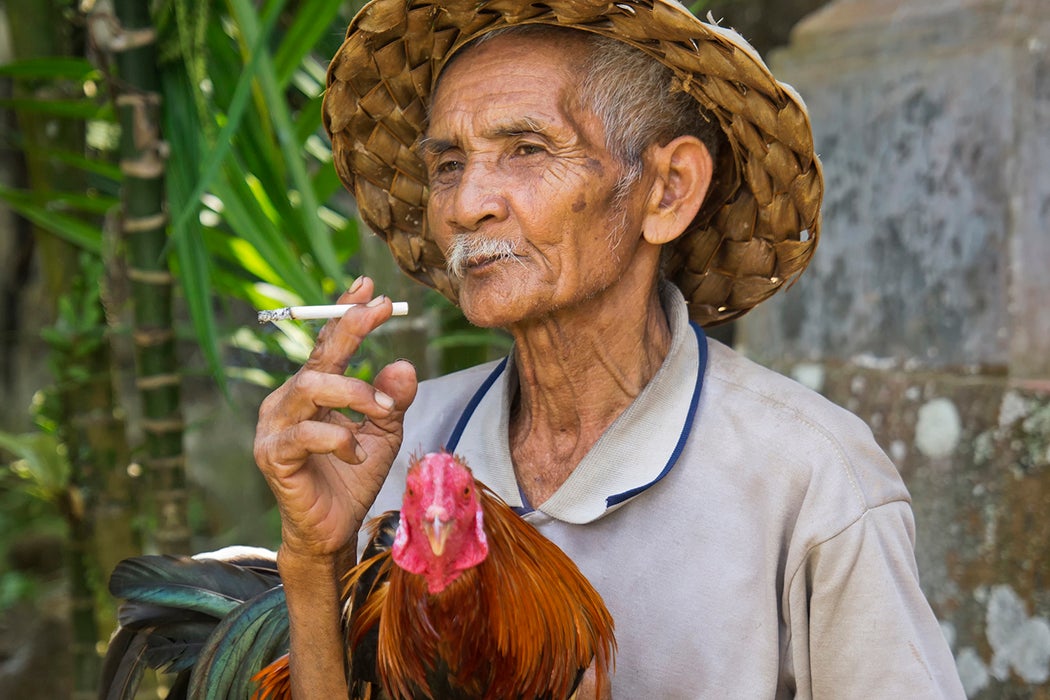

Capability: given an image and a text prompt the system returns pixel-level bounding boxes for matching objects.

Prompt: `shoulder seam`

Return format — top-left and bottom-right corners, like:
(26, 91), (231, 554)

(782, 498), (913, 610)
(706, 369), (871, 512)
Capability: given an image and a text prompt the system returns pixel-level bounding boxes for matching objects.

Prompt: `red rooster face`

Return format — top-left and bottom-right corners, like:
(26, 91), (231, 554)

(391, 453), (489, 594)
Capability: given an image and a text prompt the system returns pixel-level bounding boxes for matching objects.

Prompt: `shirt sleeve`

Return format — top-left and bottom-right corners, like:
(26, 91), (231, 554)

(784, 500), (965, 699)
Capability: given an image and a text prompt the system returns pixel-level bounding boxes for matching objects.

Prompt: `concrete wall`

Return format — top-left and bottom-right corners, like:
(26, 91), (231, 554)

(739, 1), (1050, 696)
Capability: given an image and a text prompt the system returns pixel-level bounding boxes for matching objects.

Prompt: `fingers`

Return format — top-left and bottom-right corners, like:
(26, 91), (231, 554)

(255, 366), (409, 477)
(370, 360), (419, 429)
(255, 281), (418, 462)
(261, 370), (397, 429)
(352, 359), (419, 462)
(258, 276), (405, 429)
(255, 420), (362, 476)
(251, 280), (417, 559)
(306, 277), (395, 375)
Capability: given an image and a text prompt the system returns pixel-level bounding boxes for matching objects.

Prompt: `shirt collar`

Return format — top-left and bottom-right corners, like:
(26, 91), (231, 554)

(446, 284), (707, 524)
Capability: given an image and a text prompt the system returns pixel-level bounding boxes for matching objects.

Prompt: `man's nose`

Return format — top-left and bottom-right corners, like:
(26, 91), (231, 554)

(449, 160), (507, 231)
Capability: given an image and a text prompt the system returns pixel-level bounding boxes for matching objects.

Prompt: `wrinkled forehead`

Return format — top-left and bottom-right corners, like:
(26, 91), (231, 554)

(424, 28), (599, 148)
(430, 26), (593, 112)
(443, 24), (593, 78)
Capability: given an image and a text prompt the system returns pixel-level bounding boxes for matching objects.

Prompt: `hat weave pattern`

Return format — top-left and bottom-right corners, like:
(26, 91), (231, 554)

(324, 0), (823, 325)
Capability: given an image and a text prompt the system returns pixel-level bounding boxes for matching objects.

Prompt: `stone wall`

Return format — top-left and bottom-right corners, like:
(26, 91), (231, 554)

(739, 0), (1050, 696)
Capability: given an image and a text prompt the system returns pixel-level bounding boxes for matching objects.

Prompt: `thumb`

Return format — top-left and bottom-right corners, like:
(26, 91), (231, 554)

(372, 359), (418, 427)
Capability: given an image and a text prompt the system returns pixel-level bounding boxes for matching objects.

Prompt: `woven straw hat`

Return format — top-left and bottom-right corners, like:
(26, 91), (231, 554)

(323, 0), (822, 325)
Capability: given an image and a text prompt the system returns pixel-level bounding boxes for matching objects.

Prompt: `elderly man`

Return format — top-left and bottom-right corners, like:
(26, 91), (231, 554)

(253, 0), (965, 696)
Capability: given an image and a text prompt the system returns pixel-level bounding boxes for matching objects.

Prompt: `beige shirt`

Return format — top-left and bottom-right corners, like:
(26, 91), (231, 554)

(376, 286), (965, 698)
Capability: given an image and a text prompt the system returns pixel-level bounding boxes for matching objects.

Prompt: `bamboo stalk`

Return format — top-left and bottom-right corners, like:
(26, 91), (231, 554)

(107, 0), (190, 555)
(7, 3), (138, 695)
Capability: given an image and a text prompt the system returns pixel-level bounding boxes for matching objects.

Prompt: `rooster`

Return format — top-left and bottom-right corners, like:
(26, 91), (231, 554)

(100, 452), (615, 700)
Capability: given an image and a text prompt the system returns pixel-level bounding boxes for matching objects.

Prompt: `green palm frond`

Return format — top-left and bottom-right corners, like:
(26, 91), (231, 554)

(160, 0), (365, 391)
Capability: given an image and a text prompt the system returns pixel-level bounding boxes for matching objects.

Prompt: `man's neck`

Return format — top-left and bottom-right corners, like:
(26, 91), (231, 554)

(507, 281), (671, 506)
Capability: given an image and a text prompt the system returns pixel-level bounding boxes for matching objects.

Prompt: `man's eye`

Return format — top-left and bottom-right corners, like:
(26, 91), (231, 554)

(434, 159), (462, 174)
(514, 143), (545, 157)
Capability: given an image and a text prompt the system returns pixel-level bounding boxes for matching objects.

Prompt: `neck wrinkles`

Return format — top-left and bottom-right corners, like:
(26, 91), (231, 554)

(507, 281), (671, 503)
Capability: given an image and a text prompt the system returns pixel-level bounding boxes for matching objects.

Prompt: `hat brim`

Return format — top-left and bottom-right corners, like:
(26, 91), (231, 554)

(323, 0), (822, 326)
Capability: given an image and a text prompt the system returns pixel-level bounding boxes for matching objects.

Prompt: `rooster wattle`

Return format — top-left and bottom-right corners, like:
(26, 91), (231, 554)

(100, 451), (615, 700)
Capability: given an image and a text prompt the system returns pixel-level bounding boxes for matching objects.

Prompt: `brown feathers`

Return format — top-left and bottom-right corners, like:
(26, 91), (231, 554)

(348, 480), (615, 700)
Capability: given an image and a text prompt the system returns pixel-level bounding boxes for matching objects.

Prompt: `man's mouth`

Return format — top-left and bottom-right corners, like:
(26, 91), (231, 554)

(447, 236), (519, 278)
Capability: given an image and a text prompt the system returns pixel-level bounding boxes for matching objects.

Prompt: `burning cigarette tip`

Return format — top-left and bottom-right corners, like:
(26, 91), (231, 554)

(256, 308), (292, 324)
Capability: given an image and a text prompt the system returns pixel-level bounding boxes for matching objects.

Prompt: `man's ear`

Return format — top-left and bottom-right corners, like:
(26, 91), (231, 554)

(641, 135), (713, 246)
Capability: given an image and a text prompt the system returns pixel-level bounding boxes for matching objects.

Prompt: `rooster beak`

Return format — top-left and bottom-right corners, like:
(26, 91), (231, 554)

(424, 515), (450, 556)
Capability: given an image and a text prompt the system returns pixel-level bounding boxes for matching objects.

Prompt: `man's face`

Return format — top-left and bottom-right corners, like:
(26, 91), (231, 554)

(423, 33), (652, 329)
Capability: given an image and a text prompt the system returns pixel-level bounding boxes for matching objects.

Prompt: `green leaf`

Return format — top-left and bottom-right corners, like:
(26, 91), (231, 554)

(0, 57), (100, 81)
(0, 186), (102, 254)
(269, 321), (315, 365)
(292, 95), (324, 158)
(174, 216), (228, 396)
(225, 366), (282, 390)
(209, 172), (325, 303)
(20, 146), (123, 182)
(39, 190), (119, 216)
(163, 64), (228, 392)
(207, 235), (285, 289)
(0, 97), (111, 120)
(0, 432), (70, 498)
(272, 0), (346, 88)
(234, 284), (303, 318)
(169, 0), (289, 236)
(310, 162), (343, 207)
(228, 0), (343, 283)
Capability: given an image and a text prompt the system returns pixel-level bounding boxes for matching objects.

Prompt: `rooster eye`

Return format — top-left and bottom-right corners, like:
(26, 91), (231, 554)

(462, 487), (470, 497)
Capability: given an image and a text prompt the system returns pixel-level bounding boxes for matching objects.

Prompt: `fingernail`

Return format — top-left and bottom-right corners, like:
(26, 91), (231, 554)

(355, 444), (368, 462)
(374, 390), (395, 410)
(366, 295), (386, 308)
(348, 276), (365, 293)
(395, 358), (416, 367)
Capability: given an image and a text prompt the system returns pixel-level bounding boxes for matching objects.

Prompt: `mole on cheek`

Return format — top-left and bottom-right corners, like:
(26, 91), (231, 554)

(585, 158), (605, 176)
(571, 196), (587, 213)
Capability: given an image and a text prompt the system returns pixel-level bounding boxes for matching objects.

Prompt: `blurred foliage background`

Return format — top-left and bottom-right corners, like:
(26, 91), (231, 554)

(0, 0), (823, 696)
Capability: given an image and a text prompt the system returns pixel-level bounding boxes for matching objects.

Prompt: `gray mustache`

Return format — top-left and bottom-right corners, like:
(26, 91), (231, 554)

(446, 236), (519, 278)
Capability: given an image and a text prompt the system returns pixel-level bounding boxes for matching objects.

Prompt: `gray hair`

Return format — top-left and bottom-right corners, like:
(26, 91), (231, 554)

(577, 32), (722, 202)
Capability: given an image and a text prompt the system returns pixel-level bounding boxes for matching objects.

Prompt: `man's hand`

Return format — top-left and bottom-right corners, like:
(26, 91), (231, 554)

(253, 276), (418, 558)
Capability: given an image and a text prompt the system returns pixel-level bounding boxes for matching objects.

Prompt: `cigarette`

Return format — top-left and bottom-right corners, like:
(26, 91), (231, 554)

(257, 302), (409, 324)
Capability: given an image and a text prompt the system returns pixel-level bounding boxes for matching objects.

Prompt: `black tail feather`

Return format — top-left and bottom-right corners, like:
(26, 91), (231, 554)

(99, 548), (286, 700)
(110, 554), (280, 620)
(188, 586), (290, 698)
(97, 627), (149, 700)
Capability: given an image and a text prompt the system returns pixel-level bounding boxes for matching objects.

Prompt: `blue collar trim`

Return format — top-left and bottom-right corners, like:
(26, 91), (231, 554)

(444, 321), (707, 515)
(445, 356), (508, 453)
(605, 321), (707, 508)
